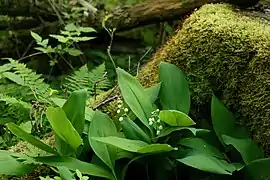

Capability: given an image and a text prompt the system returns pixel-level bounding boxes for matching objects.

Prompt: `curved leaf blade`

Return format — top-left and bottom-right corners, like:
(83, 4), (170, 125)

(7, 123), (58, 155)
(88, 111), (118, 170)
(159, 110), (195, 127)
(159, 62), (190, 114)
(177, 151), (234, 175)
(46, 107), (83, 151)
(117, 68), (154, 130)
(35, 156), (114, 179)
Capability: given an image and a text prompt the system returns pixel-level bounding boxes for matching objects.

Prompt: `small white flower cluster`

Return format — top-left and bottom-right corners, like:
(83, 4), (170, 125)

(148, 109), (163, 135)
(116, 98), (129, 122)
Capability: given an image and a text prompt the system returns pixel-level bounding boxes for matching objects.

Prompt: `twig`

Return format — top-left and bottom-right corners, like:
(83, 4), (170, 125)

(21, 40), (35, 58)
(93, 95), (119, 110)
(18, 52), (43, 62)
(93, 73), (108, 100)
(137, 47), (152, 76)
(48, 0), (64, 24)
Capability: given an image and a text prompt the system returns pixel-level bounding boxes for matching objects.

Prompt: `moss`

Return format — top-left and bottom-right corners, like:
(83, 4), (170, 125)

(95, 3), (270, 154)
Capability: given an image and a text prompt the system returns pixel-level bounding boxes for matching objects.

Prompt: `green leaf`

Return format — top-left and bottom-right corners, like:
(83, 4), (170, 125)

(35, 47), (49, 53)
(157, 127), (209, 138)
(88, 111), (118, 170)
(222, 135), (263, 164)
(50, 97), (66, 107)
(46, 107), (83, 151)
(65, 23), (77, 32)
(62, 89), (87, 135)
(244, 158), (270, 180)
(177, 151), (235, 175)
(117, 68), (154, 130)
(6, 123), (58, 155)
(72, 37), (94, 42)
(55, 90), (86, 156)
(122, 118), (151, 143)
(50, 35), (68, 43)
(3, 72), (24, 85)
(211, 96), (263, 163)
(30, 31), (42, 42)
(78, 27), (96, 33)
(145, 83), (161, 103)
(91, 136), (174, 154)
(159, 110), (195, 127)
(91, 136), (148, 153)
(159, 62), (190, 114)
(179, 138), (224, 159)
(35, 156), (114, 179)
(19, 121), (32, 133)
(66, 48), (83, 56)
(137, 144), (174, 153)
(211, 95), (236, 142)
(0, 150), (36, 175)
(58, 167), (75, 180)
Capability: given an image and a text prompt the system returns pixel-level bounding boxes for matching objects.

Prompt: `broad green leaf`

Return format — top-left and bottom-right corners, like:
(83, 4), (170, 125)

(46, 107), (83, 151)
(179, 138), (224, 159)
(41, 39), (49, 46)
(145, 83), (161, 103)
(66, 48), (83, 56)
(137, 144), (174, 153)
(85, 107), (94, 122)
(30, 31), (42, 42)
(72, 37), (94, 42)
(177, 151), (235, 175)
(7, 123), (58, 155)
(78, 27), (96, 33)
(117, 68), (154, 130)
(35, 47), (49, 53)
(211, 96), (263, 163)
(58, 167), (75, 180)
(62, 89), (87, 135)
(50, 35), (68, 43)
(244, 158), (270, 180)
(0, 150), (36, 175)
(159, 62), (190, 114)
(35, 156), (114, 179)
(3, 72), (24, 85)
(65, 23), (77, 31)
(50, 97), (66, 107)
(159, 110), (195, 127)
(91, 136), (173, 154)
(91, 136), (148, 153)
(19, 121), (32, 133)
(88, 111), (118, 170)
(157, 127), (209, 139)
(222, 135), (263, 164)
(122, 118), (151, 143)
(211, 95), (236, 142)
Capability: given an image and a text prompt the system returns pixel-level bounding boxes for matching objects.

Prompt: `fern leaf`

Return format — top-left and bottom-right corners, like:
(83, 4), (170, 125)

(62, 63), (112, 96)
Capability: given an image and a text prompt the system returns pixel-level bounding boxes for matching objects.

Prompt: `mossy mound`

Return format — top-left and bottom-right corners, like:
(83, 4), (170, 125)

(137, 3), (270, 153)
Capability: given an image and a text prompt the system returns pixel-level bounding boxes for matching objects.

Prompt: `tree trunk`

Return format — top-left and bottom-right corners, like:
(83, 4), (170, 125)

(92, 0), (222, 31)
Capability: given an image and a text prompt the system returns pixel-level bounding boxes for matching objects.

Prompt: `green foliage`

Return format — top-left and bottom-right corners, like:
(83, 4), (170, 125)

(62, 63), (112, 96)
(0, 62), (269, 180)
(31, 23), (96, 67)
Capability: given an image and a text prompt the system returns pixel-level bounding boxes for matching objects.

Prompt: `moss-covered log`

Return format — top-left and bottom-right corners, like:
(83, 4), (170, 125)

(94, 3), (270, 154)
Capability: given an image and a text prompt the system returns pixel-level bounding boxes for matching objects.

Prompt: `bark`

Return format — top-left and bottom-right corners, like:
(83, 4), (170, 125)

(90, 0), (222, 31)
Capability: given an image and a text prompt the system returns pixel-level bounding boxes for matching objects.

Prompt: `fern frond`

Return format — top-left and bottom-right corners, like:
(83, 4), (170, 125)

(0, 93), (31, 124)
(0, 58), (52, 103)
(62, 63), (112, 96)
